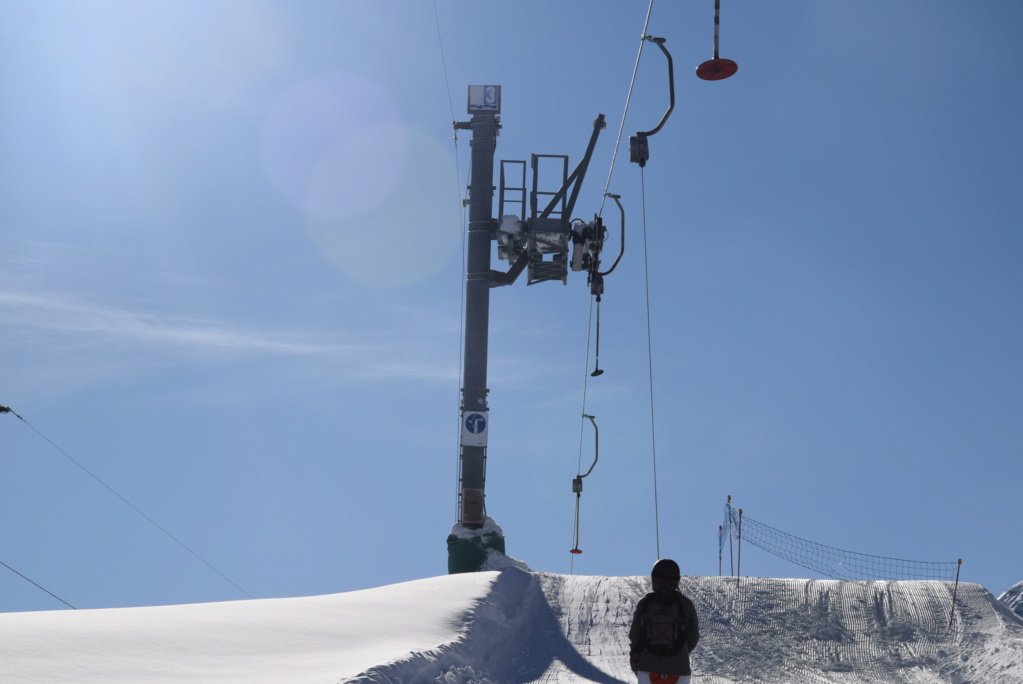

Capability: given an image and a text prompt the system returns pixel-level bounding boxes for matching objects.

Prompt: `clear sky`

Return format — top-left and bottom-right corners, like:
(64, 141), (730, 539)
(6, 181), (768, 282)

(2, 0), (1021, 612)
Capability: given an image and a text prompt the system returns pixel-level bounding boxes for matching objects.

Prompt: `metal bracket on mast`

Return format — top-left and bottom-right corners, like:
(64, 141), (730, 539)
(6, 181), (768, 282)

(537, 114), (607, 222)
(489, 251), (529, 287)
(493, 114), (607, 286)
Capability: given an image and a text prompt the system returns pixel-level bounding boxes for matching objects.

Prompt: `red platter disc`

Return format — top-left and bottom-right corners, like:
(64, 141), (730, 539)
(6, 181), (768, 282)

(696, 58), (738, 81)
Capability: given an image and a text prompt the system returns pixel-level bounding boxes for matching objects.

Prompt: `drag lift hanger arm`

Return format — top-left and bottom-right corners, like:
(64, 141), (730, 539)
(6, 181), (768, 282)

(597, 193), (625, 277)
(570, 414), (600, 555)
(637, 37), (675, 137)
(631, 36), (675, 168)
(576, 192), (624, 309)
(577, 414), (599, 480)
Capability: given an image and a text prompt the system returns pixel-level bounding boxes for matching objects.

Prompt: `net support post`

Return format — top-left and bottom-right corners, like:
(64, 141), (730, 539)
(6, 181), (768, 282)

(948, 558), (963, 629)
(736, 508), (743, 589)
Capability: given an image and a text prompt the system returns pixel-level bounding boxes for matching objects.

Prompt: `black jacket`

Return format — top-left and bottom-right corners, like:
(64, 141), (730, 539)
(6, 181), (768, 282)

(628, 588), (700, 675)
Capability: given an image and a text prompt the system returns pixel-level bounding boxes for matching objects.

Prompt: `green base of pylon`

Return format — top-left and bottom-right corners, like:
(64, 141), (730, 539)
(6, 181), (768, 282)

(447, 529), (506, 574)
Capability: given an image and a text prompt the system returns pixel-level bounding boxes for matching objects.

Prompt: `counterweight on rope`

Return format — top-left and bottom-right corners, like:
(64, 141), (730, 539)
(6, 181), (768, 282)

(570, 414), (600, 554)
(696, 0), (738, 81)
(630, 36), (675, 168)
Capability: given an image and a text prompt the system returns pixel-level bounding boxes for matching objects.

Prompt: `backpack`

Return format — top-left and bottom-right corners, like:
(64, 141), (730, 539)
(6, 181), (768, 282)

(643, 589), (687, 656)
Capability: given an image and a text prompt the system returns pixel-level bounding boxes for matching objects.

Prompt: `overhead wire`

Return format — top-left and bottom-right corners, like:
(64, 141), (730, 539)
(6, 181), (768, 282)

(0, 558), (76, 610)
(598, 0), (657, 218)
(591, 0), (666, 560)
(0, 560), (75, 609)
(566, 0), (668, 564)
(2, 406), (253, 600)
(432, 0), (458, 132)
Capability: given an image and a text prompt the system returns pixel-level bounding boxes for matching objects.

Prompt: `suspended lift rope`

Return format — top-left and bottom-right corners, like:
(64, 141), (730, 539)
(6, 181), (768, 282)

(0, 558), (76, 610)
(570, 0), (666, 566)
(619, 0), (738, 558)
(570, 193), (625, 570)
(1, 405), (252, 601)
(586, 0), (666, 560)
(598, 0), (657, 218)
(0, 409), (79, 610)
(639, 168), (662, 559)
(432, 0), (457, 133)
(588, 0), (735, 561)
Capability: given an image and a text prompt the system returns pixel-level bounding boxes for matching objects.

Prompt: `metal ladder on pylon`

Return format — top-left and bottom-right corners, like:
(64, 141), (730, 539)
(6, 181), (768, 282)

(527, 153), (570, 285)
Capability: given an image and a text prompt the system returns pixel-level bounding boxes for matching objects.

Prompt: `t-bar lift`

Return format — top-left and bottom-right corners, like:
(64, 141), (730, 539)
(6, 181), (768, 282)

(447, 86), (609, 573)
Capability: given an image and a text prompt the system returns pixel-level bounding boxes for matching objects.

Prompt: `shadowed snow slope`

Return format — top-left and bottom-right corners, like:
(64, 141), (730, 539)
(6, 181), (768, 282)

(2, 569), (1022, 683)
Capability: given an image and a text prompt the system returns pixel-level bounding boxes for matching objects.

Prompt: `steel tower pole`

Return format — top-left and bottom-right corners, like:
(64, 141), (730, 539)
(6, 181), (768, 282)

(458, 106), (497, 526)
(447, 86), (506, 574)
(446, 86), (606, 572)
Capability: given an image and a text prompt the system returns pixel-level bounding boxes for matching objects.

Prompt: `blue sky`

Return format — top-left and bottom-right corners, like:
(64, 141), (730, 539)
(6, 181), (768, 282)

(2, 0), (1021, 612)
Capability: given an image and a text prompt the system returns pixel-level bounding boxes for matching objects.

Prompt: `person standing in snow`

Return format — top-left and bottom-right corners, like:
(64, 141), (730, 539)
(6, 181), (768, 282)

(629, 558), (700, 684)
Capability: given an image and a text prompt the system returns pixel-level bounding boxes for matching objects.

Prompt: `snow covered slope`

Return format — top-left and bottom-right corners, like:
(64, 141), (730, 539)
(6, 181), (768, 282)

(525, 573), (1023, 684)
(2, 569), (1021, 683)
(1000, 582), (1023, 620)
(0, 572), (500, 683)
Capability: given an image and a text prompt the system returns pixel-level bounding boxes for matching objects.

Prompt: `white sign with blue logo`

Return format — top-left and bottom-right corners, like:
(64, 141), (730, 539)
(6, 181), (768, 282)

(467, 85), (501, 113)
(461, 411), (489, 447)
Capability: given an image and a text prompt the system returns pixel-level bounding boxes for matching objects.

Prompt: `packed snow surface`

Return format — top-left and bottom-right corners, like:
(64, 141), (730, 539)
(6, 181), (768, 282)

(2, 569), (1022, 683)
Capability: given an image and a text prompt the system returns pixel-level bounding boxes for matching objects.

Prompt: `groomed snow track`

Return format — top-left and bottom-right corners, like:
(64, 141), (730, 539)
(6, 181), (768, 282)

(356, 569), (1023, 684)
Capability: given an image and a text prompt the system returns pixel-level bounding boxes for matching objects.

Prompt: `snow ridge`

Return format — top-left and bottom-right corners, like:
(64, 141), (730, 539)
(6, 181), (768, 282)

(361, 573), (1023, 683)
(3, 570), (1022, 683)
(350, 568), (618, 683)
